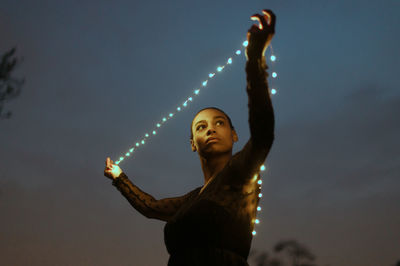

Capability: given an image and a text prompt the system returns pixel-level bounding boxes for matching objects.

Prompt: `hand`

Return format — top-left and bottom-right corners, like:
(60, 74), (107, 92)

(245, 9), (276, 61)
(104, 157), (123, 180)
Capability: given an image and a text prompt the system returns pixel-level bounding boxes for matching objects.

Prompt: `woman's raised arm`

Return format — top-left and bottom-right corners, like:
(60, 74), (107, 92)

(245, 9), (275, 148)
(226, 10), (276, 185)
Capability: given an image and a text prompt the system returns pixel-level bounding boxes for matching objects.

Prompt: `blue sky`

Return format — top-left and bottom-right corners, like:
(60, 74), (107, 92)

(1, 1), (399, 265)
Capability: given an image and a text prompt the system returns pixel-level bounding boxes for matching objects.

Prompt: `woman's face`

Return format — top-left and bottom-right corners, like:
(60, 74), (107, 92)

(190, 108), (238, 156)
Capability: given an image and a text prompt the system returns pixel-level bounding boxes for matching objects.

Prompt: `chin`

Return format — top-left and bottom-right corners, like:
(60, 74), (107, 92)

(200, 145), (232, 156)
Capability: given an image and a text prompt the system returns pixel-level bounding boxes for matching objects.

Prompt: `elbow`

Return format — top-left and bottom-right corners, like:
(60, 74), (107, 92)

(268, 133), (275, 150)
(264, 132), (275, 150)
(253, 132), (274, 151)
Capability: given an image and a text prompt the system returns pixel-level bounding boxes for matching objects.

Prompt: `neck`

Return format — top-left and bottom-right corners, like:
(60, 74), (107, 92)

(199, 151), (232, 185)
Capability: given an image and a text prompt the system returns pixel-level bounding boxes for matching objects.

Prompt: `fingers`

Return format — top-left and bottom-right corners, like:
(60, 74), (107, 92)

(105, 157), (113, 170)
(250, 14), (268, 30)
(250, 10), (276, 31)
(262, 9), (276, 29)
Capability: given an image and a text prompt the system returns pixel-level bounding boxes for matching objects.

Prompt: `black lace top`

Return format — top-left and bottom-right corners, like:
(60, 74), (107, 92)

(112, 57), (274, 266)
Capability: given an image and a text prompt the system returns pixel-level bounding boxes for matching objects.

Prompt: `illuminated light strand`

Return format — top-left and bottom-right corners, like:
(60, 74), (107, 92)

(113, 39), (278, 237)
(114, 41), (277, 165)
(252, 163), (267, 236)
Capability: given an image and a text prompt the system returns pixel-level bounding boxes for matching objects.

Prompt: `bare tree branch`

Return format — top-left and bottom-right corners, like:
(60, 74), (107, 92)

(0, 47), (24, 120)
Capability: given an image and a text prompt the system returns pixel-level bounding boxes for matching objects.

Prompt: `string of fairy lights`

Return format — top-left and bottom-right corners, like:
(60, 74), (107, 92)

(114, 39), (278, 237)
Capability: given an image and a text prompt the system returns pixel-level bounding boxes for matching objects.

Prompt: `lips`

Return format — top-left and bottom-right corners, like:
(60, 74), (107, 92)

(206, 137), (219, 143)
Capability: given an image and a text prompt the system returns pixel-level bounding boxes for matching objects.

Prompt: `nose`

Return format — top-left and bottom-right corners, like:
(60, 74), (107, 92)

(206, 127), (216, 136)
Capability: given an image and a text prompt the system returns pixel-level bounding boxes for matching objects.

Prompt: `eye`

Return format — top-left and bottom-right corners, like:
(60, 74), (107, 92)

(216, 120), (224, 125)
(196, 125), (205, 131)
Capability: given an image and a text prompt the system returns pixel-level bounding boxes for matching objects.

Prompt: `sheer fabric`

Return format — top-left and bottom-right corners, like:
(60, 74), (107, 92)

(112, 57), (274, 265)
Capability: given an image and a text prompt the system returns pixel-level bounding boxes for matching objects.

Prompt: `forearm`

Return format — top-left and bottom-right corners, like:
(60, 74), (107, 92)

(112, 172), (163, 219)
(112, 172), (198, 221)
(245, 56), (275, 149)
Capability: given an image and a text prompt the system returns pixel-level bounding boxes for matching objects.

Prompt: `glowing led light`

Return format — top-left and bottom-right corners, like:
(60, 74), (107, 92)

(258, 193), (263, 198)
(253, 174), (258, 181)
(113, 40), (278, 178)
(255, 219), (260, 224)
(257, 180), (262, 185)
(257, 206), (261, 211)
(252, 230), (256, 236)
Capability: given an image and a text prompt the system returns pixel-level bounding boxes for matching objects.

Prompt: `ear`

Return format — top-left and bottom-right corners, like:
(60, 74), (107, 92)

(190, 139), (197, 152)
(232, 130), (239, 143)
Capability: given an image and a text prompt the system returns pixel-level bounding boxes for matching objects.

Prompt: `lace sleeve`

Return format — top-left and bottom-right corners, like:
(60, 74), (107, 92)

(226, 57), (275, 185)
(112, 172), (200, 222)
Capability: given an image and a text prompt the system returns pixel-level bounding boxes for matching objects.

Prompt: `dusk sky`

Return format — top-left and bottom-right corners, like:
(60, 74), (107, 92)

(1, 1), (399, 265)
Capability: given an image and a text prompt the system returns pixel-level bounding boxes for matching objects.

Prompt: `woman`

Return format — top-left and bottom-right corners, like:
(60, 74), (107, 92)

(104, 9), (276, 266)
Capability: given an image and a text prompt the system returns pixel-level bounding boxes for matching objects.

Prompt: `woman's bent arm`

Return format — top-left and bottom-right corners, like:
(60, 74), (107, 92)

(112, 172), (200, 222)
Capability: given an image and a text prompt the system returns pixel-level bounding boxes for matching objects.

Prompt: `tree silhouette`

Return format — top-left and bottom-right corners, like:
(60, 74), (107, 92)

(274, 240), (316, 266)
(249, 250), (282, 266)
(250, 239), (318, 266)
(0, 47), (24, 120)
